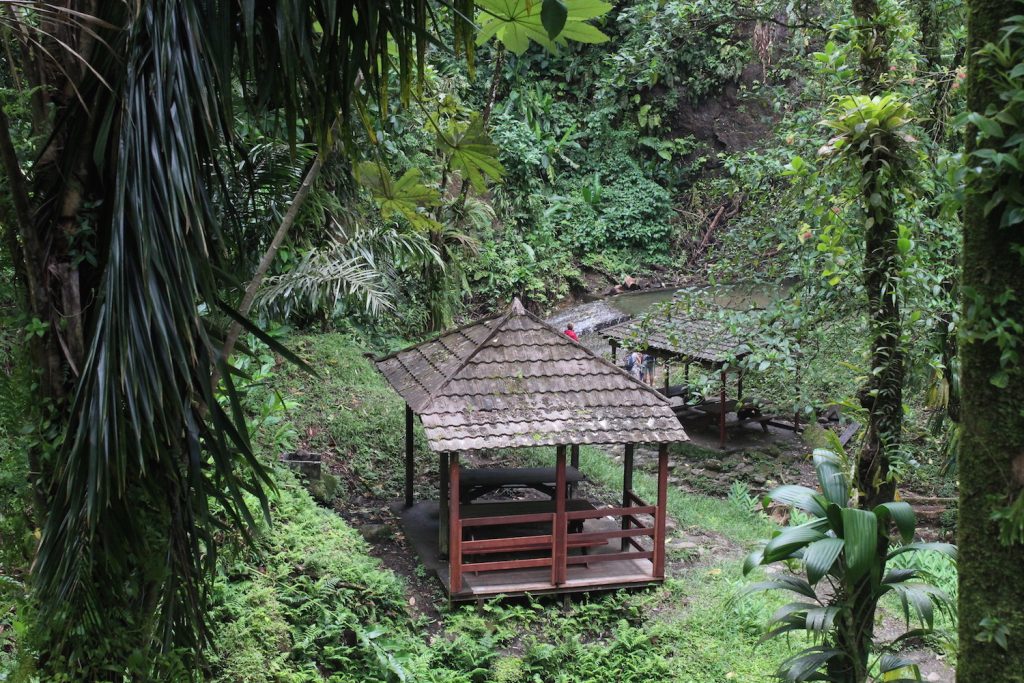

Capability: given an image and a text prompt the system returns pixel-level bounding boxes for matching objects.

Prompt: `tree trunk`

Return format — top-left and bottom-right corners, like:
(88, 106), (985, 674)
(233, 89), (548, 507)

(852, 0), (889, 96)
(958, 1), (1024, 679)
(851, 0), (900, 508)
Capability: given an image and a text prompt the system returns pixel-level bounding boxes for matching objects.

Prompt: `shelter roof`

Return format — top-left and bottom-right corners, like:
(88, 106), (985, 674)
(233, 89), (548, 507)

(373, 299), (689, 452)
(602, 313), (750, 366)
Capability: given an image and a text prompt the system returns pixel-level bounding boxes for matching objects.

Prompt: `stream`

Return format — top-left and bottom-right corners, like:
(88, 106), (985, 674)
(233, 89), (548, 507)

(545, 282), (785, 336)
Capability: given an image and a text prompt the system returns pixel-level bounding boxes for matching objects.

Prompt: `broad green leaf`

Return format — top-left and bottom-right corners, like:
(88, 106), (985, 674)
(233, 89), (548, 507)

(840, 507), (878, 583)
(438, 115), (505, 193)
(874, 501), (916, 543)
(803, 537), (844, 585)
(813, 449), (849, 506)
(558, 21), (609, 43)
(805, 605), (841, 635)
(476, 0), (610, 54)
(764, 484), (827, 517)
(742, 544), (766, 575)
(540, 0), (567, 39)
(356, 162), (441, 231)
(742, 575), (818, 600)
(763, 524), (826, 563)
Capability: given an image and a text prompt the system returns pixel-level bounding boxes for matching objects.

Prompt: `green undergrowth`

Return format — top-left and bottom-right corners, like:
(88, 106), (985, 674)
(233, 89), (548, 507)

(206, 469), (431, 682)
(221, 332), (801, 681)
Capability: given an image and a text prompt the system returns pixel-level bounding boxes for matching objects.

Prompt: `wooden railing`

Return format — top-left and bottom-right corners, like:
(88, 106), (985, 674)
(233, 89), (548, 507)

(449, 497), (660, 594)
(447, 445), (669, 595)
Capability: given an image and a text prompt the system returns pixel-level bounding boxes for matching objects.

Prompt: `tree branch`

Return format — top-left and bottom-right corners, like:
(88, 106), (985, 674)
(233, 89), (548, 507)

(0, 98), (43, 310)
(219, 153), (324, 364)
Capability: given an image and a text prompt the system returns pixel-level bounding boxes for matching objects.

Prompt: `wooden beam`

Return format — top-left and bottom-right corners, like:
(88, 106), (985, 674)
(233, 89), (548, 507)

(449, 453), (462, 594)
(610, 340), (618, 363)
(569, 444), (580, 497)
(719, 369), (727, 450)
(621, 443), (634, 551)
(438, 452), (449, 557)
(404, 404), (414, 507)
(653, 443), (669, 579)
(554, 446), (567, 585)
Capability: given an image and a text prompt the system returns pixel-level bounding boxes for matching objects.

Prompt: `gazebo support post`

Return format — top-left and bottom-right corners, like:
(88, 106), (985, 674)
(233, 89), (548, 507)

(449, 453), (462, 594)
(610, 340), (618, 363)
(653, 443), (669, 579)
(404, 404), (414, 508)
(438, 452), (450, 557)
(663, 362), (670, 394)
(569, 444), (580, 497)
(554, 446), (568, 585)
(737, 371), (743, 404)
(719, 369), (727, 450)
(621, 443), (634, 551)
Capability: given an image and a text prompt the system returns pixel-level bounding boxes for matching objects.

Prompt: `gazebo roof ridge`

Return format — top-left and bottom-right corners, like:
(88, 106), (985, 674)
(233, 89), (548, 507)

(373, 297), (688, 451)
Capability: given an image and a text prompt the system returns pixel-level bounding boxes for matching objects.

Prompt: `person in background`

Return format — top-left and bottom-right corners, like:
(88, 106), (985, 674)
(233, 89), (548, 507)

(626, 350), (646, 382)
(643, 353), (655, 385)
(564, 322), (579, 341)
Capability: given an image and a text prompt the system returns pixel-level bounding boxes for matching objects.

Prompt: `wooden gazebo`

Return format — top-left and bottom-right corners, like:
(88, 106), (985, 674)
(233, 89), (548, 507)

(373, 299), (689, 600)
(602, 315), (751, 449)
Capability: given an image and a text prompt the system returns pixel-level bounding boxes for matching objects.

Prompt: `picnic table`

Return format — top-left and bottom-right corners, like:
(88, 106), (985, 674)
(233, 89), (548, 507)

(459, 466), (585, 503)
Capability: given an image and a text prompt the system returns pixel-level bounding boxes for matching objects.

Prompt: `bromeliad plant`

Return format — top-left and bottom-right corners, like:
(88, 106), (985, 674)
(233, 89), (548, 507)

(743, 450), (956, 683)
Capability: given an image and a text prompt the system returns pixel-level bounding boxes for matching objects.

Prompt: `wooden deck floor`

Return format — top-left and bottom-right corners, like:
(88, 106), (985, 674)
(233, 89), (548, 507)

(401, 501), (662, 601)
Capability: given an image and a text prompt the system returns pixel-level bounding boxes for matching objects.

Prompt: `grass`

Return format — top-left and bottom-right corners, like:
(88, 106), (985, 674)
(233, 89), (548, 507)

(248, 332), (802, 681)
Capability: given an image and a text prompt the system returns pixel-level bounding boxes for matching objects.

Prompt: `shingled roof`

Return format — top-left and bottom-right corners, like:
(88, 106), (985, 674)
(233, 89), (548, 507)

(602, 314), (750, 365)
(373, 299), (689, 452)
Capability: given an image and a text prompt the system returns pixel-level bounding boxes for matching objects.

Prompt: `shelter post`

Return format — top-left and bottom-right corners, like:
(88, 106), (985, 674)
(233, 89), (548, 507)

(610, 340), (618, 363)
(438, 452), (450, 557)
(554, 446), (568, 585)
(569, 444), (580, 497)
(737, 371), (743, 404)
(621, 443), (634, 551)
(663, 361), (670, 394)
(719, 369), (727, 450)
(449, 453), (462, 593)
(404, 403), (414, 507)
(653, 443), (669, 578)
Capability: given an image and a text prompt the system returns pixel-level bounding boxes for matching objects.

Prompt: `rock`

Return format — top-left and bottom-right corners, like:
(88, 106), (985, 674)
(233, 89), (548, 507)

(668, 476), (682, 485)
(750, 473), (767, 485)
(358, 523), (390, 542)
(623, 276), (638, 289)
(668, 539), (698, 551)
(704, 459), (724, 472)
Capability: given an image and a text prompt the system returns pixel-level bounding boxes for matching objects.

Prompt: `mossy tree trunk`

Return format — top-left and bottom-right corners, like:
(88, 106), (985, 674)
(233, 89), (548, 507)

(851, 0), (901, 509)
(958, 1), (1024, 679)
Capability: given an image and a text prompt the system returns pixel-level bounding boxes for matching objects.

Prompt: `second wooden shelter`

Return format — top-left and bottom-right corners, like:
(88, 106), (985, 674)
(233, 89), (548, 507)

(602, 314), (750, 449)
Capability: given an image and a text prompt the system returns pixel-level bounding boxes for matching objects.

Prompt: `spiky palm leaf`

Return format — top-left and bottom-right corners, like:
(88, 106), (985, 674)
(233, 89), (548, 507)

(3, 0), (611, 674)
(8, 0), (460, 673)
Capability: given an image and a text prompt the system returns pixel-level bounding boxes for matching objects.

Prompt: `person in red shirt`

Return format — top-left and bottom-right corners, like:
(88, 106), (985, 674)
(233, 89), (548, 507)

(564, 323), (579, 341)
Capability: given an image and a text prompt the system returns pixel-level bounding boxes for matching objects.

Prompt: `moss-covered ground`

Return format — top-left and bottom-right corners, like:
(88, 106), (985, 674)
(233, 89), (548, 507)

(214, 332), (807, 682)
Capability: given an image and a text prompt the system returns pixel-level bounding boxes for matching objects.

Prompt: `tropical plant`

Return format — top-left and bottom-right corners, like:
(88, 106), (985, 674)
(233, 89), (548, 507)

(0, 0), (609, 677)
(743, 449), (956, 683)
(819, 94), (917, 508)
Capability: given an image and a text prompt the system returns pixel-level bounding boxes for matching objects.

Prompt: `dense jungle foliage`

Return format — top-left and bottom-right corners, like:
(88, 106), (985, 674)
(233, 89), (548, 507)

(0, 0), (1022, 680)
